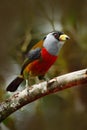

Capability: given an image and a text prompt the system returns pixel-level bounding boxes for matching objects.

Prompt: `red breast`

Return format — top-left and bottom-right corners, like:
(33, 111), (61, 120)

(26, 48), (58, 76)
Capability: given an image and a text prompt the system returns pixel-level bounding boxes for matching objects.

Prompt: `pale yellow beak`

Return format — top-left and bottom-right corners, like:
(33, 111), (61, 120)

(59, 34), (70, 41)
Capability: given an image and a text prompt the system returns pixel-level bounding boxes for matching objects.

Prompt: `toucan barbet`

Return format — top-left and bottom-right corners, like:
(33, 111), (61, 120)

(6, 31), (70, 92)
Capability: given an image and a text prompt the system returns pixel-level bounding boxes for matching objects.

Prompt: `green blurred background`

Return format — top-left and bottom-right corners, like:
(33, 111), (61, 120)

(0, 0), (87, 130)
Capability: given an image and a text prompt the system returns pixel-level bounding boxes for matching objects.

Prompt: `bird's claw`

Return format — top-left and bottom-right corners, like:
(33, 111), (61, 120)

(26, 88), (30, 96)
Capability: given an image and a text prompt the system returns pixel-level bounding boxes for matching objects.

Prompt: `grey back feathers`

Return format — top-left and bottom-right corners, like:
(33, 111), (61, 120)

(21, 48), (41, 75)
(43, 32), (65, 56)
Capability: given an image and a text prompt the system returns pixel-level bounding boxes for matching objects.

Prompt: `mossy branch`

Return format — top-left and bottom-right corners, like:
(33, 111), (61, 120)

(0, 69), (87, 122)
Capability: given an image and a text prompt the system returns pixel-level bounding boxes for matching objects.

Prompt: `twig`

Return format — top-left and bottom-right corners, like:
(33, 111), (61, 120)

(0, 69), (87, 122)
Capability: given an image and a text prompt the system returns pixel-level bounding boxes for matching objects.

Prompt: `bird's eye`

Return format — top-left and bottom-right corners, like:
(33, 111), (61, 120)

(53, 33), (59, 39)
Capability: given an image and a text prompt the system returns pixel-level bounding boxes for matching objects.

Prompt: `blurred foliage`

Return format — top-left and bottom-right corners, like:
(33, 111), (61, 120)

(0, 0), (87, 130)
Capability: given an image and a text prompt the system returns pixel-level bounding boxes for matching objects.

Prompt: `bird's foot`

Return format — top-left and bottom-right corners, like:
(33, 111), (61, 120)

(39, 77), (49, 93)
(26, 81), (33, 96)
(41, 84), (47, 93)
(26, 88), (30, 96)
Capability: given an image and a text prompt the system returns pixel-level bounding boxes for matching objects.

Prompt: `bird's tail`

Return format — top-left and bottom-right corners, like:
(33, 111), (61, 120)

(6, 75), (24, 92)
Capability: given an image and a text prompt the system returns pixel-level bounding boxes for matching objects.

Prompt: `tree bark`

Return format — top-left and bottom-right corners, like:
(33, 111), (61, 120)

(0, 69), (87, 122)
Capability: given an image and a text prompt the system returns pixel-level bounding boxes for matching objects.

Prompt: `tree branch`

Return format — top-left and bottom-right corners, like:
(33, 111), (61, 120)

(0, 69), (87, 122)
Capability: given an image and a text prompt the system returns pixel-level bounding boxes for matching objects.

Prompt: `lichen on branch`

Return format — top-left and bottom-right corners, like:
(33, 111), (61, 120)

(0, 69), (87, 122)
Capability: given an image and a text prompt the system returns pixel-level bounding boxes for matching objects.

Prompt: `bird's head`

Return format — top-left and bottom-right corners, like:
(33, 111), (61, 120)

(43, 31), (70, 56)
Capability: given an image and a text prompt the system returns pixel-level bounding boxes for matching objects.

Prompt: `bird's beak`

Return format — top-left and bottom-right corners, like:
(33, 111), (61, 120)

(59, 34), (70, 41)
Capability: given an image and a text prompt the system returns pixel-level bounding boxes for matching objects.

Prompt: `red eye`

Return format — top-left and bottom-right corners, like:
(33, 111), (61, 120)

(54, 33), (58, 39)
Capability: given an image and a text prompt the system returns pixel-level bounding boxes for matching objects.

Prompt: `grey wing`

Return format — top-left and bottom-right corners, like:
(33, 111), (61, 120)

(21, 48), (41, 75)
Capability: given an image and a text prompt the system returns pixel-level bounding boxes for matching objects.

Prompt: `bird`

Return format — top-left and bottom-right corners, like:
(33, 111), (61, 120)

(6, 31), (70, 92)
